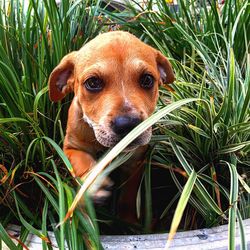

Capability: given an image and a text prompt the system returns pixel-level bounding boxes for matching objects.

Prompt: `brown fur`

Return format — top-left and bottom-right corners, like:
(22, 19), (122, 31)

(49, 31), (175, 221)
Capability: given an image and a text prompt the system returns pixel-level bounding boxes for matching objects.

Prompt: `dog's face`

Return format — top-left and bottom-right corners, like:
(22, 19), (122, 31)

(49, 31), (175, 149)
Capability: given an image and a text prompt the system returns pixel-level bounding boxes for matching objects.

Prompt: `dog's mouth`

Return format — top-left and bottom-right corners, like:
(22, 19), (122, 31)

(94, 127), (152, 150)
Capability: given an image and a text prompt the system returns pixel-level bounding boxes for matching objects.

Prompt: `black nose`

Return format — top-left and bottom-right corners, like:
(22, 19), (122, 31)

(111, 116), (142, 136)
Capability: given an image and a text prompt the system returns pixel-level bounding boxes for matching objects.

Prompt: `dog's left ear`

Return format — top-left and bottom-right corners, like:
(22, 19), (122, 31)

(156, 51), (175, 85)
(48, 51), (76, 102)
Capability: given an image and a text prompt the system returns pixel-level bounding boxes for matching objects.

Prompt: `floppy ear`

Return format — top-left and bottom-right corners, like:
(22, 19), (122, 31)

(48, 52), (76, 102)
(156, 51), (175, 85)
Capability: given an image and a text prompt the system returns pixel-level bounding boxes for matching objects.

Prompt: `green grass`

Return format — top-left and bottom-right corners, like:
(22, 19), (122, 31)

(102, 0), (250, 247)
(0, 0), (105, 249)
(0, 0), (249, 249)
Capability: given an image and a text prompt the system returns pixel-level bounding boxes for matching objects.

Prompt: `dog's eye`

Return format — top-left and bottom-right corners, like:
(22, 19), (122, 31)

(140, 74), (154, 89)
(85, 77), (104, 92)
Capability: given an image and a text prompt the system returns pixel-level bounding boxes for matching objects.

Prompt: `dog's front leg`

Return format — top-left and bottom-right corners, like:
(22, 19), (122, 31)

(64, 148), (113, 203)
(64, 148), (95, 178)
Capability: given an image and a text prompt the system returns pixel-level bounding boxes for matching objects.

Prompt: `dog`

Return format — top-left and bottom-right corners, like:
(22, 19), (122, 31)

(49, 31), (175, 222)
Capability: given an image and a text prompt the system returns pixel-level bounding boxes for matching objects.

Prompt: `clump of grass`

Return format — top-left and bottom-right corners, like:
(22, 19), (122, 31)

(99, 0), (250, 247)
(0, 0), (108, 248)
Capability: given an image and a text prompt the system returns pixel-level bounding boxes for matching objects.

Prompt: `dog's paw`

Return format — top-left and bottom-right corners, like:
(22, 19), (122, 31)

(91, 177), (114, 205)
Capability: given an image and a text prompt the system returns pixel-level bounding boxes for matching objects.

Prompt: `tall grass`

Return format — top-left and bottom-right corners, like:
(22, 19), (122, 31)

(0, 0), (107, 248)
(99, 0), (250, 247)
(0, 0), (249, 249)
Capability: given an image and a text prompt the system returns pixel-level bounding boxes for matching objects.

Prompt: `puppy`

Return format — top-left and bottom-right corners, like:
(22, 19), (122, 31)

(49, 31), (175, 221)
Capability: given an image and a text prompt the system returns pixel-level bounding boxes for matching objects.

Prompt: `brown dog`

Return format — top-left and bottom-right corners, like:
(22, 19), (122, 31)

(49, 31), (174, 221)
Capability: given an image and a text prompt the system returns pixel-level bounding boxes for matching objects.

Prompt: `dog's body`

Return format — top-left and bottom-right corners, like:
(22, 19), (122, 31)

(49, 31), (174, 221)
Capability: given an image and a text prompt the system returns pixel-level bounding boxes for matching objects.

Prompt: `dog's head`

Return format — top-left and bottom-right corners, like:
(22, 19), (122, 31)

(49, 31), (175, 149)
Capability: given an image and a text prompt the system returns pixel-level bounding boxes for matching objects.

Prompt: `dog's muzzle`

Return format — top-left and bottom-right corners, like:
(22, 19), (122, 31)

(94, 127), (152, 150)
(93, 115), (152, 149)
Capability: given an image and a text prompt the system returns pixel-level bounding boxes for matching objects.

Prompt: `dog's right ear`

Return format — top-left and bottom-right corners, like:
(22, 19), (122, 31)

(49, 52), (76, 102)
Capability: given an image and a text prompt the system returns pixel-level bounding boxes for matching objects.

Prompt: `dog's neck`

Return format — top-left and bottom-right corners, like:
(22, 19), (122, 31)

(64, 96), (105, 156)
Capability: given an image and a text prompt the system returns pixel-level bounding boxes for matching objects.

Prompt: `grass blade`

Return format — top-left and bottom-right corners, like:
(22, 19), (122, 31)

(13, 192), (50, 244)
(166, 169), (197, 249)
(51, 160), (65, 250)
(226, 161), (239, 250)
(169, 138), (224, 217)
(0, 223), (19, 250)
(237, 210), (247, 250)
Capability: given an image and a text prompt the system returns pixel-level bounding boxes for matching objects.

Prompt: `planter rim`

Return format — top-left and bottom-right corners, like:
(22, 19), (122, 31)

(3, 218), (250, 249)
(101, 218), (250, 249)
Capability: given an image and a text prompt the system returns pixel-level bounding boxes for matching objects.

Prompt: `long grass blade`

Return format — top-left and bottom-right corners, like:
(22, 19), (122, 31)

(237, 210), (247, 250)
(225, 161), (239, 250)
(51, 160), (65, 250)
(165, 169), (197, 249)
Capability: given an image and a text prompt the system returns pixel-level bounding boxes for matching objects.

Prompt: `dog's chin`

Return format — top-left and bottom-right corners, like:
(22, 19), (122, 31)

(94, 127), (152, 150)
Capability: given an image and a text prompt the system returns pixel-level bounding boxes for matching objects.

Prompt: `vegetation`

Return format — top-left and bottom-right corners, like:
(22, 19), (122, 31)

(0, 0), (249, 249)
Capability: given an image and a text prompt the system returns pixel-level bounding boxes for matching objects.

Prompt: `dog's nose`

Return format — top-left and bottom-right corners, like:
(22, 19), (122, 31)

(112, 116), (142, 136)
